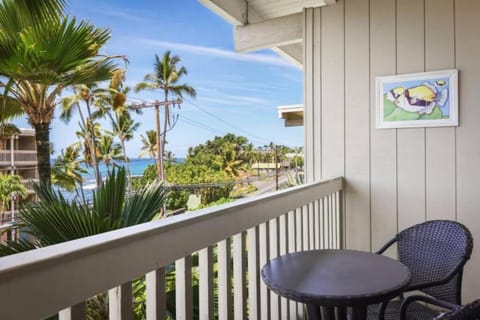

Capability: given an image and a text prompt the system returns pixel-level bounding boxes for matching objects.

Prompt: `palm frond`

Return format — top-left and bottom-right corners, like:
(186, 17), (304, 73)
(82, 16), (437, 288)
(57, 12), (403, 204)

(0, 238), (38, 257)
(122, 181), (166, 226)
(92, 167), (126, 226)
(21, 184), (111, 246)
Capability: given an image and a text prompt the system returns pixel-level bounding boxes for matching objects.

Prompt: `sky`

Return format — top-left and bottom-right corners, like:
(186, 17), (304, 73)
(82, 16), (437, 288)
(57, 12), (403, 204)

(15, 0), (304, 158)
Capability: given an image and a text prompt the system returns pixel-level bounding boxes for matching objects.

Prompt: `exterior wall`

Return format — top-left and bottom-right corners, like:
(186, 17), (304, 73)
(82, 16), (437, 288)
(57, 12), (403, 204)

(304, 0), (480, 301)
(0, 129), (38, 234)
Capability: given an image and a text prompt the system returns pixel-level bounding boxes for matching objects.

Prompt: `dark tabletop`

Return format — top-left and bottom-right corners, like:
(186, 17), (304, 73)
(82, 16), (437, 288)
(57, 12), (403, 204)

(261, 249), (411, 307)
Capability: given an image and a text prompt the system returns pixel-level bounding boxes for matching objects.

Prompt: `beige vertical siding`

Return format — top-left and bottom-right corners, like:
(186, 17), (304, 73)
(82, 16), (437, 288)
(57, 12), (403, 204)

(304, 0), (480, 301)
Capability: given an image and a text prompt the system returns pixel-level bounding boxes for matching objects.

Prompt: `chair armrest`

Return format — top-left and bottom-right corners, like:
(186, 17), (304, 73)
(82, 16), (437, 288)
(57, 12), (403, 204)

(400, 295), (460, 320)
(376, 238), (397, 255)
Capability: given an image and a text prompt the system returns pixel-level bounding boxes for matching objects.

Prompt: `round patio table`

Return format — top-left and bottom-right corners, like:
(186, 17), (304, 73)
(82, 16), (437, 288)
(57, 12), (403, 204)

(261, 249), (411, 320)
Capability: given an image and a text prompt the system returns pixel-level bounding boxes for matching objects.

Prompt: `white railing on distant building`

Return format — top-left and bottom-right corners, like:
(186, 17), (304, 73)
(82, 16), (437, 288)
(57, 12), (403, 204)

(0, 150), (37, 163)
(0, 177), (344, 320)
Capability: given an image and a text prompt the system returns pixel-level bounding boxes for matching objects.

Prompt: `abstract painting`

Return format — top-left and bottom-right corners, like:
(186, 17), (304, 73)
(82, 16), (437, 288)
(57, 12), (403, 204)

(376, 69), (458, 128)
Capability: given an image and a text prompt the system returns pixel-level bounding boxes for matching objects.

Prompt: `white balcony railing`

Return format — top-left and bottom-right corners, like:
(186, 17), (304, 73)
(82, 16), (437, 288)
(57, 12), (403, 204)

(0, 150), (37, 163)
(0, 177), (344, 320)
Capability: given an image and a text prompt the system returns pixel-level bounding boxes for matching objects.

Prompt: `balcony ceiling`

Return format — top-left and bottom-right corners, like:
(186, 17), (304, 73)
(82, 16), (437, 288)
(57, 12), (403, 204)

(199, 0), (336, 67)
(246, 0), (334, 21)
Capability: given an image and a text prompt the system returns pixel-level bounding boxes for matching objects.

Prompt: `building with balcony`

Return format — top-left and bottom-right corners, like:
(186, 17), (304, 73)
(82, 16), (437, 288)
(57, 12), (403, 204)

(0, 1), (479, 319)
(0, 128), (38, 233)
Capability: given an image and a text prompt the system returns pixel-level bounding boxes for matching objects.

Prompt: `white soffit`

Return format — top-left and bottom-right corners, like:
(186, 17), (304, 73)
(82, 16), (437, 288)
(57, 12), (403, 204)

(199, 0), (336, 67)
(247, 0), (336, 21)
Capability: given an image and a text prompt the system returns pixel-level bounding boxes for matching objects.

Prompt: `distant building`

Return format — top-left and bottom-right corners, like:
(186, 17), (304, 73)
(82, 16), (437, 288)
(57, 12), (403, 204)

(277, 104), (304, 127)
(0, 128), (38, 235)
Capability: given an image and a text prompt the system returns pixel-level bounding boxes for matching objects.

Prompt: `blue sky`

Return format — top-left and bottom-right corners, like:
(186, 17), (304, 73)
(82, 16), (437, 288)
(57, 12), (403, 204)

(16, 0), (303, 157)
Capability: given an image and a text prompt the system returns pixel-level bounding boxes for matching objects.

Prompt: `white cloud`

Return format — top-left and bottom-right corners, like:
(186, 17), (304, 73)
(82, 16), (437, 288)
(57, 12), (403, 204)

(199, 91), (271, 107)
(135, 39), (295, 68)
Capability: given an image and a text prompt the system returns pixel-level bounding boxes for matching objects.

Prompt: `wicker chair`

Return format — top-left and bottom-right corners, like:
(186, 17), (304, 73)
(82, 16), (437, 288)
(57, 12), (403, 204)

(372, 220), (474, 320)
(400, 298), (480, 320)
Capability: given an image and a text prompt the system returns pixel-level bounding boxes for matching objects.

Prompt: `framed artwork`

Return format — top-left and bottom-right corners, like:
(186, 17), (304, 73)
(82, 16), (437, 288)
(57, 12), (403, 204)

(376, 69), (458, 129)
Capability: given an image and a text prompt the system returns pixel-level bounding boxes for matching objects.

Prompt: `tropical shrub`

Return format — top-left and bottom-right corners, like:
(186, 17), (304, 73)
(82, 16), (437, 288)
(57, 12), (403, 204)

(136, 163), (235, 210)
(289, 155), (304, 169)
(0, 174), (28, 211)
(0, 167), (166, 254)
(230, 184), (258, 198)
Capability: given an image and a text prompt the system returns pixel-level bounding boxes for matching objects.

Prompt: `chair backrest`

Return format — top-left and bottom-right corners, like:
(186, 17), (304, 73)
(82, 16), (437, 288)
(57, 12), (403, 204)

(396, 220), (473, 304)
(436, 300), (480, 320)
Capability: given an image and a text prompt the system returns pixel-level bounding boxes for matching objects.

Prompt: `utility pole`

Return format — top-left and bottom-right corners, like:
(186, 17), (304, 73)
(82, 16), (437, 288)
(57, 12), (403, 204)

(129, 98), (182, 181)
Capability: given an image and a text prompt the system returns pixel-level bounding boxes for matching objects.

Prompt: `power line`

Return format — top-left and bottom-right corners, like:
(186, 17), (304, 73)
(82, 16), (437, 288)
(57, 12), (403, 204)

(182, 97), (273, 144)
(179, 116), (228, 136)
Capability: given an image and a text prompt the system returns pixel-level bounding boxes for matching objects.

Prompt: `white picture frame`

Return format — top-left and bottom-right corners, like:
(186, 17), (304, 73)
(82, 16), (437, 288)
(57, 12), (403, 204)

(376, 69), (458, 129)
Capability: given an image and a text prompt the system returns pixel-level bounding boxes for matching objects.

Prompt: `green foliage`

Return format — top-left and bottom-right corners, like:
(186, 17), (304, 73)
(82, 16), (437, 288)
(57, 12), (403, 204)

(51, 143), (87, 191)
(135, 163), (234, 210)
(0, 174), (28, 210)
(139, 130), (157, 159)
(165, 189), (190, 211)
(289, 155), (304, 169)
(195, 197), (234, 210)
(0, 167), (166, 255)
(0, 0), (122, 185)
(230, 184), (258, 198)
(187, 134), (250, 177)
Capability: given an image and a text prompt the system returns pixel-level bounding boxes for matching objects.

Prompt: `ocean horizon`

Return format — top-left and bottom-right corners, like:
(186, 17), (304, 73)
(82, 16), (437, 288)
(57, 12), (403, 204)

(79, 157), (185, 189)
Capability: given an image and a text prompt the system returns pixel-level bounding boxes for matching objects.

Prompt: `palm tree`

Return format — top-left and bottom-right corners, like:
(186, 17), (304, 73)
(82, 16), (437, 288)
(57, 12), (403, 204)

(61, 84), (111, 187)
(0, 0), (121, 185)
(139, 130), (158, 159)
(0, 174), (27, 212)
(97, 133), (123, 175)
(51, 143), (88, 192)
(135, 51), (196, 181)
(164, 150), (176, 164)
(214, 143), (245, 178)
(0, 96), (24, 149)
(103, 71), (140, 186)
(76, 119), (102, 173)
(110, 113), (139, 185)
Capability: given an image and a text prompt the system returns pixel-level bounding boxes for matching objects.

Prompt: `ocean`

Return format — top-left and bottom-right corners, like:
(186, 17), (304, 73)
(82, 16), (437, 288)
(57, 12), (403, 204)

(80, 158), (157, 190)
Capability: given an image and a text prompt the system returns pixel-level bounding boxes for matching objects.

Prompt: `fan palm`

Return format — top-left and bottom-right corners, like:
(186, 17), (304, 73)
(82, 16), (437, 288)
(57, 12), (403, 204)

(0, 167), (166, 256)
(135, 51), (196, 180)
(0, 0), (121, 185)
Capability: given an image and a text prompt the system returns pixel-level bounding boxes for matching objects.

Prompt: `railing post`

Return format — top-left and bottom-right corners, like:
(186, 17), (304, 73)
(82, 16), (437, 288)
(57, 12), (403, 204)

(146, 268), (166, 320)
(218, 238), (233, 320)
(58, 302), (86, 320)
(199, 246), (214, 320)
(176, 256), (193, 320)
(338, 188), (346, 250)
(109, 282), (132, 320)
(247, 227), (261, 320)
(233, 232), (247, 320)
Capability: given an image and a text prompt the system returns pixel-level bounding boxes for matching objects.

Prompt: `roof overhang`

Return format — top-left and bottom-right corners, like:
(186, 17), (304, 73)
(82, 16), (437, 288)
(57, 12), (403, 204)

(277, 104), (304, 127)
(199, 0), (337, 68)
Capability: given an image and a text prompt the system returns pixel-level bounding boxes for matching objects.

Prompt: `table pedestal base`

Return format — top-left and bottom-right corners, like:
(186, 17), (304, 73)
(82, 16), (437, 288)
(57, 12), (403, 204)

(306, 305), (367, 320)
